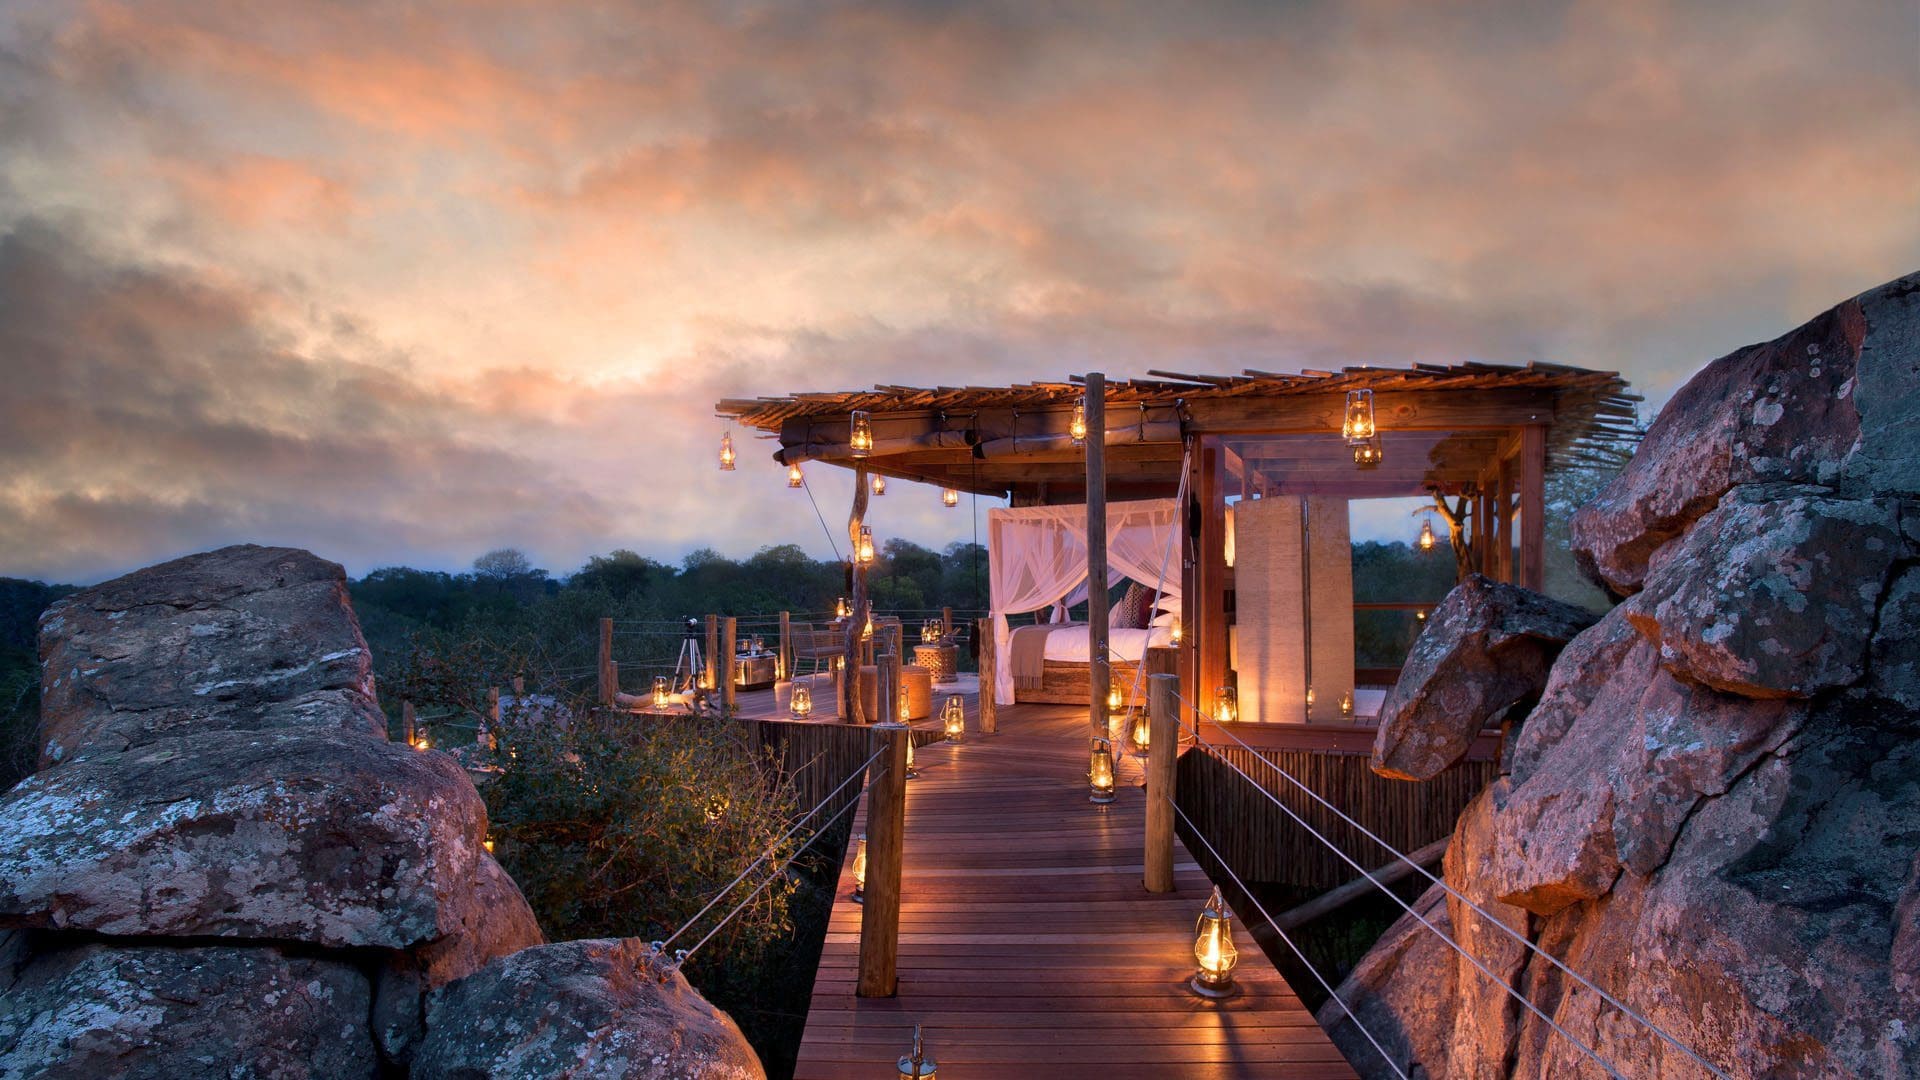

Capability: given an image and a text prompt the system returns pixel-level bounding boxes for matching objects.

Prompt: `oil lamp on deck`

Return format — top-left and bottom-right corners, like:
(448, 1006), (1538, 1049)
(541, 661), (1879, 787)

(905, 735), (918, 779)
(942, 696), (965, 741)
(1128, 708), (1151, 761)
(850, 835), (868, 902)
(836, 596), (851, 619)
(1214, 685), (1237, 724)
(1190, 886), (1240, 998)
(652, 676), (670, 708)
(1088, 738), (1117, 803)
(790, 683), (813, 719)
(1339, 688), (1355, 718)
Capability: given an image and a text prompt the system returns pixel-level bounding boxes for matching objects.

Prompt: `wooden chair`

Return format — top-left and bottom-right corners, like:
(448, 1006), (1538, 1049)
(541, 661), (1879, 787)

(789, 623), (841, 677)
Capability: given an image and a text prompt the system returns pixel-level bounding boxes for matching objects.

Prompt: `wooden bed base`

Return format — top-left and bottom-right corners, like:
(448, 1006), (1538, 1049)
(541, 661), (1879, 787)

(1016, 659), (1148, 708)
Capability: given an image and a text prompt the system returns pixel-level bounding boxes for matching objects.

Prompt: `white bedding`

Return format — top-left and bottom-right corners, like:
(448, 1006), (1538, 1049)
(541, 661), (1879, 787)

(1040, 624), (1175, 663)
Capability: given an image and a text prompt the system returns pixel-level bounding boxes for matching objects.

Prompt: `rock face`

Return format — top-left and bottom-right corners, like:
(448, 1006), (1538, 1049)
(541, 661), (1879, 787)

(1372, 575), (1598, 780)
(1330, 272), (1920, 1079)
(0, 938), (377, 1080)
(415, 938), (766, 1080)
(0, 544), (762, 1078)
(35, 545), (386, 767)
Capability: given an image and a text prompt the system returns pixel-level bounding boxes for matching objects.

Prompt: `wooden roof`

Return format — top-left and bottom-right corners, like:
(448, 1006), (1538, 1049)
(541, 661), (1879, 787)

(715, 362), (1637, 502)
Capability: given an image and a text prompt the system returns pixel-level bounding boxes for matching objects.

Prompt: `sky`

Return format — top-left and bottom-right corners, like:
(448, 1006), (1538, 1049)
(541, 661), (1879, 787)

(0, 0), (1915, 584)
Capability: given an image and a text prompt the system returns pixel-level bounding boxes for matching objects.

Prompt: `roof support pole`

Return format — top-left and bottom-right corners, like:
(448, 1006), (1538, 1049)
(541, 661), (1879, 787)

(1085, 372), (1110, 737)
(844, 464), (871, 724)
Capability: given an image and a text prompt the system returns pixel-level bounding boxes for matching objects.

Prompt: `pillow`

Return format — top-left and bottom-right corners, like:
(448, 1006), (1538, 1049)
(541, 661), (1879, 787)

(1150, 609), (1179, 628)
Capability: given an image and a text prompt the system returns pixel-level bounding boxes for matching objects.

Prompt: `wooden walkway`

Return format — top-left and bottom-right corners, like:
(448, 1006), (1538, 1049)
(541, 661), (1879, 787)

(793, 703), (1360, 1079)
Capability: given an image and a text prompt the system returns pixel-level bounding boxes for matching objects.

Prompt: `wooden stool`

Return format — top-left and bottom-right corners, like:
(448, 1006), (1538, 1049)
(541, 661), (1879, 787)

(913, 643), (959, 684)
(860, 664), (936, 721)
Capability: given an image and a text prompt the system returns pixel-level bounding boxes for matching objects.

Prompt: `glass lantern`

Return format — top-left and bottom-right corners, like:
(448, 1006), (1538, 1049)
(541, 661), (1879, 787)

(1353, 436), (1384, 468)
(1190, 886), (1240, 998)
(787, 462), (805, 488)
(905, 736), (918, 779)
(718, 431), (736, 471)
(1129, 708), (1151, 760)
(1170, 617), (1183, 645)
(1341, 388), (1377, 444)
(851, 835), (868, 902)
(1339, 689), (1355, 718)
(1418, 515), (1436, 551)
(942, 487), (959, 507)
(857, 526), (876, 565)
(1069, 398), (1088, 444)
(652, 676), (670, 708)
(1214, 685), (1237, 724)
(850, 410), (874, 458)
(790, 684), (813, 719)
(835, 596), (851, 619)
(1089, 738), (1116, 803)
(942, 696), (964, 741)
(872, 473), (887, 496)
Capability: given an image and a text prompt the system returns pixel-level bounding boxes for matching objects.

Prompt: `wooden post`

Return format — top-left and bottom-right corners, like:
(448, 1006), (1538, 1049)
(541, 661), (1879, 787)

(704, 615), (719, 692)
(1085, 371), (1109, 736)
(858, 722), (910, 998)
(976, 617), (998, 735)
(1474, 489), (1493, 576)
(778, 611), (791, 682)
(889, 626), (907, 722)
(401, 699), (416, 746)
(1145, 672), (1178, 894)
(845, 465), (872, 725)
(1197, 440), (1228, 727)
(597, 617), (615, 707)
(722, 616), (738, 712)
(511, 674), (524, 695)
(1519, 425), (1547, 592)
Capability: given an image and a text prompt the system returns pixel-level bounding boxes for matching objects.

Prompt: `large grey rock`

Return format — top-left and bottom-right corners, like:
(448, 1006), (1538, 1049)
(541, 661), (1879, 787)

(415, 938), (764, 1080)
(0, 938), (377, 1080)
(1372, 575), (1598, 781)
(36, 544), (385, 768)
(1572, 271), (1920, 594)
(0, 727), (541, 969)
(1317, 883), (1457, 1079)
(1624, 486), (1905, 699)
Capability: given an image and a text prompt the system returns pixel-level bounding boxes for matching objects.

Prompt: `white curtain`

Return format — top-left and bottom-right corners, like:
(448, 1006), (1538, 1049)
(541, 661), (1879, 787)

(987, 499), (1183, 704)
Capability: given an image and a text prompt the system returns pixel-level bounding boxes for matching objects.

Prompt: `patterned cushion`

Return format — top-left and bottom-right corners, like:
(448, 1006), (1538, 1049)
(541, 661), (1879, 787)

(1117, 582), (1153, 629)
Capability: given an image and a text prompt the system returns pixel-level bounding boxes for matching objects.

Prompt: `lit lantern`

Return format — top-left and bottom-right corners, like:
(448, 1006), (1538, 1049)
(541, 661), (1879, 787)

(705, 795), (728, 824)
(905, 736), (918, 779)
(942, 696), (965, 741)
(790, 683), (813, 719)
(942, 487), (959, 507)
(872, 473), (887, 496)
(836, 596), (851, 619)
(412, 730), (431, 751)
(1215, 686), (1237, 724)
(1128, 708), (1151, 760)
(897, 1026), (937, 1079)
(787, 462), (805, 488)
(652, 676), (670, 708)
(483, 837), (495, 853)
(1416, 609), (1428, 623)
(1352, 437), (1384, 468)
(1170, 617), (1183, 645)
(1107, 684), (1124, 716)
(922, 618), (941, 643)
(851, 835), (868, 902)
(1339, 689), (1354, 718)
(1418, 515), (1436, 551)
(1190, 886), (1241, 998)
(898, 692), (912, 724)
(857, 526), (876, 565)
(1069, 398), (1088, 444)
(863, 616), (874, 641)
(718, 431), (736, 471)
(1305, 686), (1315, 709)
(850, 410), (874, 458)
(1089, 738), (1117, 803)
(1341, 388), (1377, 444)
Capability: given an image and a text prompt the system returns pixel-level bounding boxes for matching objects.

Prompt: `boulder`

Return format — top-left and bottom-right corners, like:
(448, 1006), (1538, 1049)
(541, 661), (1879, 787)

(1372, 575), (1598, 781)
(0, 938), (377, 1080)
(1316, 883), (1457, 1078)
(1572, 271), (1920, 594)
(35, 544), (385, 768)
(0, 727), (541, 968)
(414, 938), (764, 1080)
(1624, 486), (1904, 699)
(1868, 566), (1920, 709)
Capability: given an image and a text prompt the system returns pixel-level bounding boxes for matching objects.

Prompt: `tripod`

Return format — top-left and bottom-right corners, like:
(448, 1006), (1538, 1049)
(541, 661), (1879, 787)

(672, 634), (706, 696)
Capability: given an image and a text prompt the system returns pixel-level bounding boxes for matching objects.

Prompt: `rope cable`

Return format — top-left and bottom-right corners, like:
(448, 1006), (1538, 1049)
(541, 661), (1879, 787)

(676, 788), (865, 965)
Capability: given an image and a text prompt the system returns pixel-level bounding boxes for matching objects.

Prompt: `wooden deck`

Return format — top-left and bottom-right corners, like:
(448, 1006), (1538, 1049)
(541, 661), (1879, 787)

(792, 702), (1360, 1079)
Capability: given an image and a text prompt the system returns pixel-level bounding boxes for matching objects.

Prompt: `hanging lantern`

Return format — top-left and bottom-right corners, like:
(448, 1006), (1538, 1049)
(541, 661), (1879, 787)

(1352, 437), (1384, 468)
(857, 526), (876, 565)
(836, 596), (851, 619)
(790, 683), (813, 719)
(897, 1026), (937, 1079)
(1190, 886), (1241, 998)
(942, 487), (959, 507)
(1089, 738), (1116, 803)
(1214, 685), (1237, 724)
(850, 410), (874, 458)
(787, 462), (805, 488)
(872, 473), (887, 496)
(1339, 689), (1355, 718)
(652, 676), (670, 708)
(1341, 388), (1377, 444)
(942, 696), (965, 741)
(1418, 514), (1436, 551)
(851, 835), (868, 902)
(1069, 398), (1088, 444)
(718, 431), (736, 471)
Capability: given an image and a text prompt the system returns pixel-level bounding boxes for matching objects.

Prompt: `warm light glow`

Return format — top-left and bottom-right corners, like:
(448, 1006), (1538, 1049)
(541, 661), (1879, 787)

(850, 410), (874, 458)
(1107, 685), (1124, 715)
(899, 693), (912, 723)
(922, 618), (942, 643)
(1305, 686), (1315, 708)
(836, 596), (851, 619)
(872, 473), (887, 496)
(483, 837), (495, 853)
(1069, 398), (1088, 444)
(1341, 388), (1377, 443)
(1088, 738), (1116, 803)
(1418, 516), (1436, 551)
(652, 675), (670, 707)
(906, 735), (917, 778)
(1215, 685), (1237, 724)
(718, 430), (736, 471)
(942, 696), (964, 741)
(1128, 708), (1150, 757)
(942, 487), (959, 507)
(787, 461), (805, 488)
(412, 733), (430, 751)
(851, 835), (868, 901)
(863, 616), (874, 640)
(705, 795), (728, 824)
(1416, 610), (1428, 623)
(1170, 617), (1183, 645)
(857, 526), (876, 564)
(1191, 886), (1240, 997)
(790, 683), (813, 718)
(1340, 689), (1354, 717)
(1353, 437), (1384, 468)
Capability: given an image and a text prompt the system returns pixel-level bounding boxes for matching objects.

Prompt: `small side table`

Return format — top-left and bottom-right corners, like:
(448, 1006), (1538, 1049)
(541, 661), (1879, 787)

(734, 652), (778, 692)
(914, 643), (959, 684)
